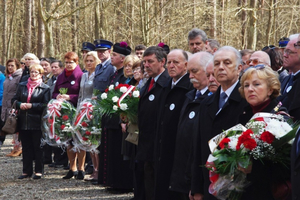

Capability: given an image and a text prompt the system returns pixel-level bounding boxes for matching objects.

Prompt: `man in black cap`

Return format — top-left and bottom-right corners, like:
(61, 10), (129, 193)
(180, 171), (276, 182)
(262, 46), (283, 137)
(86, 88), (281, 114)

(81, 42), (95, 59)
(93, 39), (115, 93)
(97, 41), (134, 192)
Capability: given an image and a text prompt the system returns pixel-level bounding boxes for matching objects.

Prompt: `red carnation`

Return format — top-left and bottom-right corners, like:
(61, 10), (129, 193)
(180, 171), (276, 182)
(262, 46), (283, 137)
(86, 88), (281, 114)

(60, 124), (66, 130)
(243, 138), (257, 150)
(158, 42), (165, 48)
(82, 137), (88, 141)
(219, 138), (230, 149)
(120, 41), (128, 47)
(260, 131), (275, 144)
(85, 131), (91, 136)
(236, 129), (253, 150)
(48, 118), (53, 124)
(115, 84), (130, 90)
(81, 121), (88, 127)
(105, 88), (109, 93)
(62, 115), (69, 121)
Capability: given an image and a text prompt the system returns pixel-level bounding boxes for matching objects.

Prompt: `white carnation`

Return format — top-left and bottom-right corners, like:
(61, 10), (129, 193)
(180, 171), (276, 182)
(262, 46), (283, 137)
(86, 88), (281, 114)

(265, 119), (292, 139)
(101, 93), (107, 100)
(228, 136), (238, 150)
(133, 90), (140, 98)
(113, 105), (118, 111)
(120, 103), (128, 111)
(112, 96), (119, 103)
(120, 86), (127, 93)
(109, 85), (114, 91)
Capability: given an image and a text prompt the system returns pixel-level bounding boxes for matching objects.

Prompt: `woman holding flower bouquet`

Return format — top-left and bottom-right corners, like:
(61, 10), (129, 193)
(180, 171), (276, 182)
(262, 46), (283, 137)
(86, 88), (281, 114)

(77, 51), (101, 181)
(52, 52), (84, 180)
(12, 64), (50, 179)
(237, 65), (290, 199)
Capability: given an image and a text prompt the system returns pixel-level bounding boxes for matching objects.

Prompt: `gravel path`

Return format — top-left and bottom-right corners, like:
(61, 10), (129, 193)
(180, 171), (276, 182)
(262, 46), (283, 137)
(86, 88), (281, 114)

(0, 135), (133, 200)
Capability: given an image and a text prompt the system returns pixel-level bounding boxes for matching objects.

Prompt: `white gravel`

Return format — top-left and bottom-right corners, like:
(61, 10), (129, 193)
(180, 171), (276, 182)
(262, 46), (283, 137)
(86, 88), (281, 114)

(0, 135), (133, 200)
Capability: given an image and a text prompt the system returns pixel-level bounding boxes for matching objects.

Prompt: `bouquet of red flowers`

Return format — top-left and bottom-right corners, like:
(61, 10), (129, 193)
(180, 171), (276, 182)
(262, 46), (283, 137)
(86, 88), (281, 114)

(96, 84), (140, 124)
(42, 99), (76, 147)
(72, 99), (101, 152)
(206, 112), (299, 200)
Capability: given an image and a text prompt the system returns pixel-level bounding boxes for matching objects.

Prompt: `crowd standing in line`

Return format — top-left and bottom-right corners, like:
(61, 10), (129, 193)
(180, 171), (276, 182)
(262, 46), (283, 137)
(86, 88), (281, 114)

(0, 28), (300, 200)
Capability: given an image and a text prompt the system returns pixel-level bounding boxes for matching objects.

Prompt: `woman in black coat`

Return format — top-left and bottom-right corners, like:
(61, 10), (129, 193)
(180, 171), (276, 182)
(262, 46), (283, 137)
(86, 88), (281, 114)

(12, 64), (50, 180)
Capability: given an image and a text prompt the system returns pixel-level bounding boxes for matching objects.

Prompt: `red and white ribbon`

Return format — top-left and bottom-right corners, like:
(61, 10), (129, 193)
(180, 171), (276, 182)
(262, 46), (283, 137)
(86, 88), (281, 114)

(118, 85), (136, 107)
(74, 102), (94, 126)
(48, 101), (62, 139)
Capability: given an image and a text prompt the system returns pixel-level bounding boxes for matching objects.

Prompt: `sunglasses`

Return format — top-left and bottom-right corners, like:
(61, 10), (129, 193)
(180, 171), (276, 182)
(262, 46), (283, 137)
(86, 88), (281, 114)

(245, 59), (264, 66)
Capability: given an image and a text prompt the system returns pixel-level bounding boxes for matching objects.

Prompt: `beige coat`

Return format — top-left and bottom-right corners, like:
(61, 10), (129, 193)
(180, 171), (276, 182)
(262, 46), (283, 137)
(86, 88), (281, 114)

(1, 68), (22, 122)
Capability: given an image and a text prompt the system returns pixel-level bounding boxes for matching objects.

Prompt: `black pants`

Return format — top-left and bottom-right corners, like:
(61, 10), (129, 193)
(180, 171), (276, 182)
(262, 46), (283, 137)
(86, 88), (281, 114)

(19, 130), (43, 175)
(144, 161), (155, 200)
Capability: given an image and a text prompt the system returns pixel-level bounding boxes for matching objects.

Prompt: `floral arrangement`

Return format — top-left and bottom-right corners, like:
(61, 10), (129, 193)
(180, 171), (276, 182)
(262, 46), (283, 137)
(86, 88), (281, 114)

(206, 112), (299, 200)
(96, 84), (140, 124)
(43, 99), (76, 147)
(72, 98), (101, 152)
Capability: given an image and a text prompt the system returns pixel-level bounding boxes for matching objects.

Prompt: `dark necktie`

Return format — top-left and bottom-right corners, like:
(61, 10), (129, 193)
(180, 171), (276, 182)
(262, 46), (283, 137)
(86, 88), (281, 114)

(148, 78), (155, 92)
(219, 92), (227, 109)
(195, 91), (202, 99)
(110, 70), (118, 84)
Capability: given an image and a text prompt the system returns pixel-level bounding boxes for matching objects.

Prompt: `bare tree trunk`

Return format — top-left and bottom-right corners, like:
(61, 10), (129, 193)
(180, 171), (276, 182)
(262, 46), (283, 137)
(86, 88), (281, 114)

(31, 0), (37, 54)
(213, 0), (217, 39)
(2, 0), (7, 63)
(72, 0), (78, 52)
(94, 0), (100, 39)
(37, 0), (45, 57)
(23, 0), (32, 53)
(247, 0), (257, 50)
(240, 0), (247, 49)
(265, 0), (274, 45)
(7, 0), (17, 59)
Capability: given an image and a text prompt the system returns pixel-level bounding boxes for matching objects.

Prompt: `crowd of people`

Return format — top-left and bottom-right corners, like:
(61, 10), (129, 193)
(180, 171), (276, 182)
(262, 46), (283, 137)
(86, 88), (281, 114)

(0, 28), (300, 200)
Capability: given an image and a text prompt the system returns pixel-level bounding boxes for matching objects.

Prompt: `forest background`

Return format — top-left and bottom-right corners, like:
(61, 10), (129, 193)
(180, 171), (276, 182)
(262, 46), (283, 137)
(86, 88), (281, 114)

(1, 0), (300, 64)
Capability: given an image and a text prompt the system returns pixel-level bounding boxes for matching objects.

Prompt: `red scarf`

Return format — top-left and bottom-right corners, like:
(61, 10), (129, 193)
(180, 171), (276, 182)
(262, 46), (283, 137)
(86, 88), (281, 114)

(26, 78), (43, 103)
(250, 98), (271, 114)
(65, 68), (75, 77)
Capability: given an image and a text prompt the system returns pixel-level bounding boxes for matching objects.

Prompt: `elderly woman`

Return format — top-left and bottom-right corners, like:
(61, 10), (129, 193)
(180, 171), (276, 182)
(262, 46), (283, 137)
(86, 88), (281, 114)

(238, 65), (289, 200)
(77, 51), (101, 181)
(1, 59), (23, 157)
(20, 53), (40, 83)
(12, 64), (50, 179)
(123, 55), (139, 85)
(52, 52), (84, 180)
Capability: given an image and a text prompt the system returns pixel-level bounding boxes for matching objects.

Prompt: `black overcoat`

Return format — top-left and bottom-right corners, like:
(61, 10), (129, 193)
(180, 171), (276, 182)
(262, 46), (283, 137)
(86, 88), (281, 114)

(153, 73), (193, 199)
(291, 128), (300, 200)
(136, 70), (170, 162)
(169, 88), (210, 194)
(191, 82), (249, 199)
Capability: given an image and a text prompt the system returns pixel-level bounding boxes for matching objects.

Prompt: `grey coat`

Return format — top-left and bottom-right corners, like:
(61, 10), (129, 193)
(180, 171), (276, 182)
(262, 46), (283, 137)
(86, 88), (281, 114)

(77, 72), (95, 105)
(1, 68), (22, 122)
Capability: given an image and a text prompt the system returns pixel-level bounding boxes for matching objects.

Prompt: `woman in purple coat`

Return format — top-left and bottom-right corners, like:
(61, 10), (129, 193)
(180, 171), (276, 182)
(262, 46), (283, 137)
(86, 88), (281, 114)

(52, 52), (84, 179)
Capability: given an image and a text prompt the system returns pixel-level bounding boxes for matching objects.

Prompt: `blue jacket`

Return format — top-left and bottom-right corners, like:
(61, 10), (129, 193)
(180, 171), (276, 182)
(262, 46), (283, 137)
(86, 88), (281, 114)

(0, 72), (6, 106)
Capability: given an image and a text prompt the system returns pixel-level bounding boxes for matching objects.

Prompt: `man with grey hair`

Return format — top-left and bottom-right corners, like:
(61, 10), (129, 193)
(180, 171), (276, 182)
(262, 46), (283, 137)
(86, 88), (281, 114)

(247, 50), (271, 67)
(191, 46), (248, 200)
(205, 39), (220, 55)
(169, 52), (212, 200)
(154, 49), (193, 199)
(188, 28), (208, 54)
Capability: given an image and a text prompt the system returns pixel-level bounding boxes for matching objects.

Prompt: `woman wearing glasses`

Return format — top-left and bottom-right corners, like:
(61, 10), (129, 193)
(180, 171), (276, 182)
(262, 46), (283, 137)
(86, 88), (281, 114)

(238, 65), (291, 199)
(12, 64), (50, 179)
(52, 52), (84, 180)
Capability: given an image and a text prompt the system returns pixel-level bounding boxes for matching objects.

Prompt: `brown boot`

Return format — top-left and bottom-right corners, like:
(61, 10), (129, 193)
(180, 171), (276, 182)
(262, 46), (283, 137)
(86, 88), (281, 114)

(11, 150), (22, 157)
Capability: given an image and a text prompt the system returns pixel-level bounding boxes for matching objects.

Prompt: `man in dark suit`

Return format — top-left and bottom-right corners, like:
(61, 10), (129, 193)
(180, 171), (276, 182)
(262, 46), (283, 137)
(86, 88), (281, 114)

(153, 49), (193, 200)
(169, 52), (213, 200)
(191, 46), (248, 200)
(289, 34), (300, 200)
(136, 46), (170, 200)
(278, 36), (300, 122)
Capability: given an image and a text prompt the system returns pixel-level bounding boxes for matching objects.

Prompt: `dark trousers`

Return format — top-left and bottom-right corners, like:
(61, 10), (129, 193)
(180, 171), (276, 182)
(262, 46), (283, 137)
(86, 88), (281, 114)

(134, 161), (145, 200)
(19, 130), (43, 175)
(53, 146), (68, 165)
(43, 144), (53, 163)
(144, 161), (155, 200)
(168, 191), (189, 200)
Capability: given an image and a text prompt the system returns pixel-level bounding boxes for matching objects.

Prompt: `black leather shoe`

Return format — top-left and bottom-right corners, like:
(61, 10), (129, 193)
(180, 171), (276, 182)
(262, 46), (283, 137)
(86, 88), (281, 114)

(48, 163), (55, 167)
(18, 174), (30, 179)
(32, 175), (42, 179)
(62, 170), (78, 179)
(76, 170), (85, 180)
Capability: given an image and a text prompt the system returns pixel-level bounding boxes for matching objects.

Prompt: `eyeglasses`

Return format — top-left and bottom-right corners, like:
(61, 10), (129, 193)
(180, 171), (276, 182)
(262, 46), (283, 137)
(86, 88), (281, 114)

(30, 71), (40, 74)
(133, 67), (141, 72)
(294, 41), (300, 49)
(245, 59), (263, 66)
(283, 49), (298, 56)
(20, 62), (25, 65)
(64, 61), (76, 65)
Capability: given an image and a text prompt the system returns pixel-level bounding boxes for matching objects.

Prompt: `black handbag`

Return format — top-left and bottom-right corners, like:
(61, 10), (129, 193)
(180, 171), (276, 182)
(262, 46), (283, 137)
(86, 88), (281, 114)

(1, 101), (18, 135)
